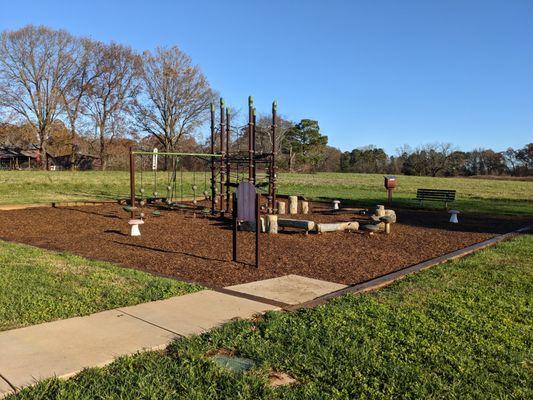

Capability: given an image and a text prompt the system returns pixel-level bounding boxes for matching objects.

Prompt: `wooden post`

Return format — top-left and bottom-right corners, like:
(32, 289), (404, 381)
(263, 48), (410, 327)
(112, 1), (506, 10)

(129, 147), (135, 219)
(301, 201), (309, 214)
(255, 193), (260, 268)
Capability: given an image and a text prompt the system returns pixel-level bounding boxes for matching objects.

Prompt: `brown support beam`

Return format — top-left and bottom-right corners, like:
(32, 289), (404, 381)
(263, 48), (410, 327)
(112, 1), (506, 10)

(255, 192), (260, 268)
(232, 192), (237, 262)
(269, 100), (277, 213)
(225, 107), (231, 212)
(248, 96), (254, 182)
(210, 103), (216, 214)
(252, 107), (257, 185)
(219, 98), (226, 215)
(129, 147), (135, 219)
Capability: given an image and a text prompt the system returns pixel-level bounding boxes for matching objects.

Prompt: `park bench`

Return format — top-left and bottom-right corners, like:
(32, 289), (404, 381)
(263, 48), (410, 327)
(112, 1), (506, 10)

(416, 188), (456, 209)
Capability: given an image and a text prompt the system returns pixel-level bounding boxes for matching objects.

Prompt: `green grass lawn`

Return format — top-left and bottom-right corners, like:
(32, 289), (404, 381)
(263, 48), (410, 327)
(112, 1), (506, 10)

(10, 234), (532, 399)
(0, 241), (202, 331)
(0, 170), (531, 215)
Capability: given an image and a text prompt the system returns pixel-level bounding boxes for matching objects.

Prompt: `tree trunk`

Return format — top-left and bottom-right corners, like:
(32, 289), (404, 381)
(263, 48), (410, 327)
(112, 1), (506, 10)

(99, 123), (106, 171)
(163, 141), (172, 170)
(70, 119), (77, 171)
(38, 130), (47, 170)
(289, 146), (294, 172)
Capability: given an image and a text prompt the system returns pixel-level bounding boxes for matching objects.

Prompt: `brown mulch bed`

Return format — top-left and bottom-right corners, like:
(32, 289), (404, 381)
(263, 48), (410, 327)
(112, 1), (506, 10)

(0, 203), (527, 288)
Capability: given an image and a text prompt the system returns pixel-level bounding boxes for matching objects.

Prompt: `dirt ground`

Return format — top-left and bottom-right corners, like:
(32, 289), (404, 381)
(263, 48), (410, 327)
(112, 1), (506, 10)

(0, 202), (527, 287)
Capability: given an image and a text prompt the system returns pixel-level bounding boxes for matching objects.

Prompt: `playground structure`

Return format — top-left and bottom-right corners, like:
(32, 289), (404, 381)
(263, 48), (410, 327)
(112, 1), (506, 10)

(127, 96), (278, 222)
(124, 96), (410, 252)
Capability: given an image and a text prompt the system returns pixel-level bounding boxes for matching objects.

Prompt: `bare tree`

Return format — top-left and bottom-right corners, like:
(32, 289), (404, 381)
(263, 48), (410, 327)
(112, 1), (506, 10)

(84, 42), (140, 170)
(423, 142), (455, 177)
(133, 46), (214, 161)
(60, 38), (103, 167)
(0, 25), (77, 168)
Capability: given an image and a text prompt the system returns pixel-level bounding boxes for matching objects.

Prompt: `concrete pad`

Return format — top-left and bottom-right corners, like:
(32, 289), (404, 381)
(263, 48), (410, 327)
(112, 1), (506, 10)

(0, 377), (14, 398)
(118, 290), (279, 336)
(226, 274), (347, 305)
(0, 309), (176, 390)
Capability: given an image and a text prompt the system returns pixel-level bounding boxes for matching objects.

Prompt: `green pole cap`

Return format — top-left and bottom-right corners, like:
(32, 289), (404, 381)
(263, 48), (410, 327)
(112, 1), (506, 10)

(210, 103), (215, 112)
(273, 100), (277, 111)
(248, 96), (254, 106)
(220, 98), (225, 107)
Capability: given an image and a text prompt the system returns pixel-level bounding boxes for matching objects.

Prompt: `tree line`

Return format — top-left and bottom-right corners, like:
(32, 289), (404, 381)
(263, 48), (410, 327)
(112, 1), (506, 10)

(0, 25), (213, 169)
(1, 25), (530, 177)
(340, 143), (532, 177)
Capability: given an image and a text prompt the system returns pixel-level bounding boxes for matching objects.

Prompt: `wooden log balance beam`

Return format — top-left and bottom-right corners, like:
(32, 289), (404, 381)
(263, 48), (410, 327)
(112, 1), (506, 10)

(315, 221), (359, 233)
(278, 218), (315, 233)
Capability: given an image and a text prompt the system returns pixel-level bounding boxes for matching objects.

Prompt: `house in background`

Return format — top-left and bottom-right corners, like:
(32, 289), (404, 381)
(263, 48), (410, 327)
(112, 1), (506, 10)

(48, 151), (102, 170)
(0, 145), (40, 169)
(0, 145), (101, 170)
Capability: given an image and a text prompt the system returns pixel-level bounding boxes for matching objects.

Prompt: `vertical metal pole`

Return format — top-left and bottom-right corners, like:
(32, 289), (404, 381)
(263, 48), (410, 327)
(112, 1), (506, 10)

(129, 147), (135, 219)
(255, 193), (260, 269)
(269, 100), (277, 213)
(219, 98), (226, 215)
(232, 192), (237, 262)
(210, 103), (216, 214)
(248, 96), (254, 182)
(225, 107), (231, 212)
(252, 107), (257, 185)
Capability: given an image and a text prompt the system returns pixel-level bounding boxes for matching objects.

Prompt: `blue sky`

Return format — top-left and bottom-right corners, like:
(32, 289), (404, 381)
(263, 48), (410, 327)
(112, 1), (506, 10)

(1, 0), (531, 153)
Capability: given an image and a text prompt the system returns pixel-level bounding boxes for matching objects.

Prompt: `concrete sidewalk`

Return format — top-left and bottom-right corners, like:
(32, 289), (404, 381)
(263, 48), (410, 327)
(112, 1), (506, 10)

(0, 290), (279, 397)
(0, 274), (344, 397)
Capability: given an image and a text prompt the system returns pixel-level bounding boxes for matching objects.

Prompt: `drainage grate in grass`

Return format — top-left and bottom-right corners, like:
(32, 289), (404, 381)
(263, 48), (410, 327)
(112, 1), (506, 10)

(210, 355), (256, 373)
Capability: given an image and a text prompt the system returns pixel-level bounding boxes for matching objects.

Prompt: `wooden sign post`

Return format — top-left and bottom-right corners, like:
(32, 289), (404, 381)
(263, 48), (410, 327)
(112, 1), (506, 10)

(233, 182), (260, 268)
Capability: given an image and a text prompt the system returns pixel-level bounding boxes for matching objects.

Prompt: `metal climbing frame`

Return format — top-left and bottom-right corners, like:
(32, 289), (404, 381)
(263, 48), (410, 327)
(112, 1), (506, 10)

(209, 96), (278, 216)
(128, 95), (278, 218)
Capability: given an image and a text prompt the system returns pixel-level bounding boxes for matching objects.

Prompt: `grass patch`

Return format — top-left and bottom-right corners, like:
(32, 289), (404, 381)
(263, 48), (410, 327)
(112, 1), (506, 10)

(278, 172), (533, 216)
(0, 241), (202, 331)
(0, 170), (532, 216)
(11, 235), (533, 399)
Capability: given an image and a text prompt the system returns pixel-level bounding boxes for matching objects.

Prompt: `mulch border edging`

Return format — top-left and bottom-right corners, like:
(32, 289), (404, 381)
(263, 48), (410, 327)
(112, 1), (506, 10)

(284, 225), (531, 311)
